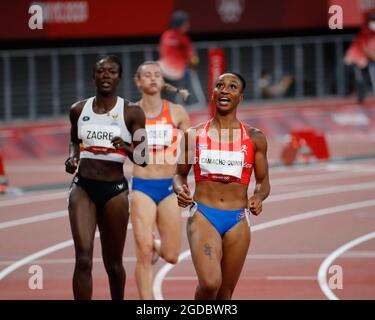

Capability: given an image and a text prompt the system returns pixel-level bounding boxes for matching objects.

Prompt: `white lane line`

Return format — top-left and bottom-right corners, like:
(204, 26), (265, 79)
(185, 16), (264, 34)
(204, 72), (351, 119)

(3, 188), (24, 196)
(147, 252), (375, 261)
(266, 276), (317, 281)
(3, 252), (374, 267)
(0, 224), (133, 280)
(152, 250), (192, 294)
(326, 163), (375, 173)
(270, 171), (375, 186)
(6, 166), (65, 172)
(4, 179), (375, 228)
(163, 275), (317, 281)
(271, 164), (332, 173)
(154, 199), (375, 300)
(0, 166), (371, 208)
(250, 200), (375, 231)
(0, 210), (135, 230)
(1, 187), (374, 287)
(0, 198), (373, 298)
(247, 252), (375, 260)
(0, 191), (67, 208)
(0, 211), (67, 229)
(1, 172), (374, 291)
(317, 231), (375, 300)
(0, 257), (137, 266)
(164, 276), (197, 281)
(269, 162), (375, 173)
(181, 181), (375, 217)
(267, 181), (375, 203)
(19, 127), (69, 136)
(0, 239), (76, 281)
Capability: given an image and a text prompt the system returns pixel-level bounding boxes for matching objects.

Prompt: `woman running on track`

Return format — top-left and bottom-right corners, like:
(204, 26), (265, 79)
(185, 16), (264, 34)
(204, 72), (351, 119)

(131, 61), (190, 299)
(65, 55), (148, 300)
(174, 72), (270, 300)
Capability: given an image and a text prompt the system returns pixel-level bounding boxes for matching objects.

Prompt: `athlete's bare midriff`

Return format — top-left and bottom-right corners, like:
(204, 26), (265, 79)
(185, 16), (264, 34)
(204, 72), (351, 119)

(78, 158), (124, 181)
(133, 162), (176, 179)
(193, 180), (249, 210)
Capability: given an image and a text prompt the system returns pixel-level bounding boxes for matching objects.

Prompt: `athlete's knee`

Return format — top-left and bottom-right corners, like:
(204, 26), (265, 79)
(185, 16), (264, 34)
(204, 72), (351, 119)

(104, 260), (125, 278)
(136, 242), (154, 263)
(198, 275), (222, 294)
(216, 287), (234, 300)
(161, 250), (179, 264)
(75, 253), (93, 273)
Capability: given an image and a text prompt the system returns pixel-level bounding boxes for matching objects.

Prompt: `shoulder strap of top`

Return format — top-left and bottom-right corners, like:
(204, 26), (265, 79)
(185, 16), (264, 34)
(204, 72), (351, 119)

(163, 99), (171, 118)
(203, 119), (211, 132)
(86, 96), (95, 109)
(240, 122), (251, 140)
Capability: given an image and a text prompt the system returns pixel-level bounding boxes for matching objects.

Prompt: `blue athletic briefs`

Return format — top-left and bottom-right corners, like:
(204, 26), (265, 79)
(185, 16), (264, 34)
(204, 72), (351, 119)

(131, 177), (174, 205)
(192, 202), (248, 237)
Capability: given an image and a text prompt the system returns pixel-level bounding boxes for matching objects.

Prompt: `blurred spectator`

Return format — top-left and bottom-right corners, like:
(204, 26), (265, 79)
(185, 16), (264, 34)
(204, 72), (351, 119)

(344, 13), (375, 103)
(158, 10), (199, 105)
(257, 69), (293, 99)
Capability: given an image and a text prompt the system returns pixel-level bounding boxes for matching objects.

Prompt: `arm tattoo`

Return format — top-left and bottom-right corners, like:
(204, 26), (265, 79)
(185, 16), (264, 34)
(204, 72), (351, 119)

(203, 243), (212, 260)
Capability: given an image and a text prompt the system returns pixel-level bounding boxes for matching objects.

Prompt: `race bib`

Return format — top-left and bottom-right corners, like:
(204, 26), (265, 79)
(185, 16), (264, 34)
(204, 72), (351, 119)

(81, 124), (121, 149)
(199, 149), (244, 179)
(146, 124), (173, 147)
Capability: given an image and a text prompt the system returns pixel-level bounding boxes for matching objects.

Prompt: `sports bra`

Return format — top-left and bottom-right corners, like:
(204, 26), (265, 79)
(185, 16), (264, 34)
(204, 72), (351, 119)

(193, 120), (255, 185)
(77, 97), (132, 163)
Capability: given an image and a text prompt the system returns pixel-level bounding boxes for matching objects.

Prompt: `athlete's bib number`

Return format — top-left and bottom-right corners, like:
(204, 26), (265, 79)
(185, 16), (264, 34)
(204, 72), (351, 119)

(146, 124), (173, 147)
(199, 149), (244, 179)
(80, 124), (121, 149)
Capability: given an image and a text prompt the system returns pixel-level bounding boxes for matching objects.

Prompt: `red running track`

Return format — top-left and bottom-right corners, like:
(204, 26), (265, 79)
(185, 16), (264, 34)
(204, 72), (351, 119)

(0, 157), (375, 300)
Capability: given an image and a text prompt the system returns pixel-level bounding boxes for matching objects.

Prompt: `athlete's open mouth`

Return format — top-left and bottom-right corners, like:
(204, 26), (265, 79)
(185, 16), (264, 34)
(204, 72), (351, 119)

(101, 81), (112, 88)
(218, 97), (231, 105)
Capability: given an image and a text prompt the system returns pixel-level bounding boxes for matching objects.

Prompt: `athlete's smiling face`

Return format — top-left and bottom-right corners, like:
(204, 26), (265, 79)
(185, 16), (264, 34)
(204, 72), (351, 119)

(94, 59), (121, 94)
(213, 73), (244, 113)
(136, 63), (165, 95)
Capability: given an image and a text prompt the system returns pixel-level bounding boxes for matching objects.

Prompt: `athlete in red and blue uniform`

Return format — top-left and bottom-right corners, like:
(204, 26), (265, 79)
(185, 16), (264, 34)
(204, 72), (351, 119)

(174, 72), (270, 300)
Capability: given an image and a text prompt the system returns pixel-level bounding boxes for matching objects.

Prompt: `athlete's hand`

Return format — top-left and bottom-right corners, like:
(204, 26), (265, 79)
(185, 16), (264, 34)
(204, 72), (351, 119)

(65, 157), (79, 174)
(248, 195), (263, 216)
(111, 136), (130, 151)
(178, 89), (190, 101)
(176, 184), (193, 208)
